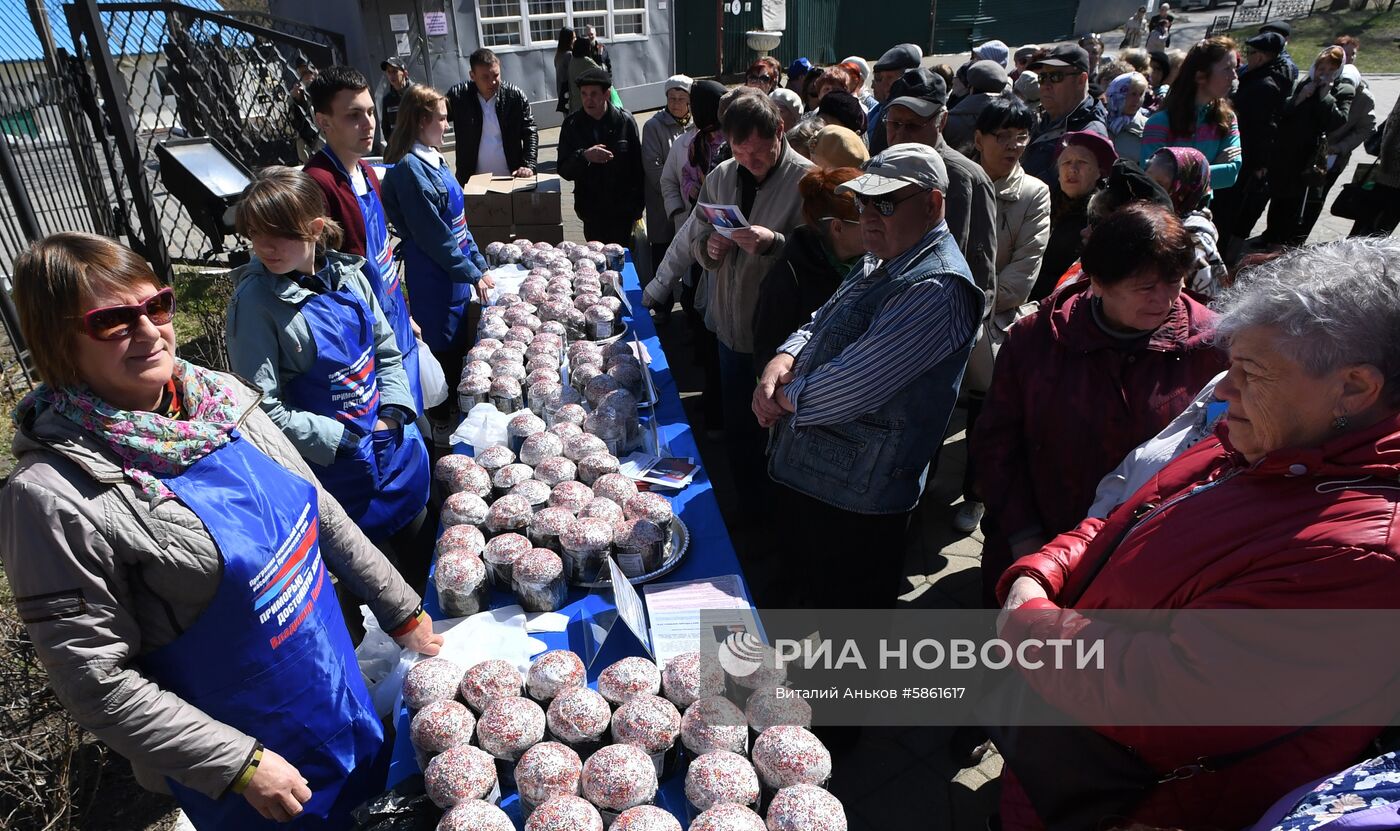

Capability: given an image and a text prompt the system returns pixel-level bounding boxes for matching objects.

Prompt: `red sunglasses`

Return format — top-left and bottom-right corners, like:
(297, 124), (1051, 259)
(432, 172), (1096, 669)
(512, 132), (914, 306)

(78, 287), (176, 341)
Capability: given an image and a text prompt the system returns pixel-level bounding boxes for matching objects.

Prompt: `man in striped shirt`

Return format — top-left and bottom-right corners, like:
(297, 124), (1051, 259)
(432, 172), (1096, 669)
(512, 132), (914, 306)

(753, 143), (983, 610)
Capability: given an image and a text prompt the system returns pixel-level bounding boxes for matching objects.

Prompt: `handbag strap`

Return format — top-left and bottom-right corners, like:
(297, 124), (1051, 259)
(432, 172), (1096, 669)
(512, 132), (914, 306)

(1157, 725), (1313, 783)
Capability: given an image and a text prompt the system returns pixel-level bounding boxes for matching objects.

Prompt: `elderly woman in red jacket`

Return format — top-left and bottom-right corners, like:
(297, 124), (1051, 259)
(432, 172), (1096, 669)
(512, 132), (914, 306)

(971, 202), (1226, 606)
(994, 235), (1400, 830)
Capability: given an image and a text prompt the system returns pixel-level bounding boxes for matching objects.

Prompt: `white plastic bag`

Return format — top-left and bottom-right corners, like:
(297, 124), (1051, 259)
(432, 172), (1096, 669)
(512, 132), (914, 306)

(451, 402), (513, 450)
(417, 339), (449, 408)
(355, 605), (413, 719)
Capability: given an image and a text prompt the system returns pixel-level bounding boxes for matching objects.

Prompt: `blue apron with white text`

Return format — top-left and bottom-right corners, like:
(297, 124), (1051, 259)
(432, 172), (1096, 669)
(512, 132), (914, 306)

(137, 434), (383, 830)
(322, 149), (423, 412)
(284, 283), (429, 541)
(400, 160), (480, 354)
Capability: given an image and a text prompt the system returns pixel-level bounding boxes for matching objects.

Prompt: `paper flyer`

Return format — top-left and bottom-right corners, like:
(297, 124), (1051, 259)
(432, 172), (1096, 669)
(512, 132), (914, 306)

(643, 575), (756, 666)
(696, 202), (751, 238)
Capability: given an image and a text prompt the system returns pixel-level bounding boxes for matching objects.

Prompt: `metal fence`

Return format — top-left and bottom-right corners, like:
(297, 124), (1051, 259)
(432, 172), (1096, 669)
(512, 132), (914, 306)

(63, 0), (343, 273)
(1228, 0), (1320, 30)
(0, 1), (346, 384)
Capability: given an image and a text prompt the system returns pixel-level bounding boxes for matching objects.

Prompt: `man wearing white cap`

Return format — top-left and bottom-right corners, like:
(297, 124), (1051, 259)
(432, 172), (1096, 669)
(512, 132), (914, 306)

(642, 74), (693, 289)
(754, 143), (984, 610)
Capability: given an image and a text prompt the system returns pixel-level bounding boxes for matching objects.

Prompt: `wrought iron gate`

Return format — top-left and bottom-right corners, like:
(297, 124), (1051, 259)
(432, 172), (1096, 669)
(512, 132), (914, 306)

(0, 1), (347, 389)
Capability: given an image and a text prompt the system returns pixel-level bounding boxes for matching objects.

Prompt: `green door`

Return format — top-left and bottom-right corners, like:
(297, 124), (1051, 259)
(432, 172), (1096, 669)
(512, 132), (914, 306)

(676, 0), (721, 77)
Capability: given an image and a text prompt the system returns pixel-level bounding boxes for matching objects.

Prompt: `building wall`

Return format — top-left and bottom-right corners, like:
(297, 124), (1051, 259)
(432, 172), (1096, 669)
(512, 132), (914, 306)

(272, 0), (673, 129)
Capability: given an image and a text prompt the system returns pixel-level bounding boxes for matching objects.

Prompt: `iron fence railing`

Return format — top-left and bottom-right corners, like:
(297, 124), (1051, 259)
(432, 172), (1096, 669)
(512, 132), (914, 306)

(65, 1), (339, 271)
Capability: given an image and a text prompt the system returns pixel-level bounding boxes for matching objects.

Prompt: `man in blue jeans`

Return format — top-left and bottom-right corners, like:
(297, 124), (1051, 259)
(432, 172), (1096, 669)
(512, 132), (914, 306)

(689, 93), (813, 534)
(754, 143), (983, 610)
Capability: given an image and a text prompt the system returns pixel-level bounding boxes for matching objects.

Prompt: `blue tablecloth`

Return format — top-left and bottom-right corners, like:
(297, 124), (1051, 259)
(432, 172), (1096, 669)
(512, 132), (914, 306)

(387, 258), (750, 827)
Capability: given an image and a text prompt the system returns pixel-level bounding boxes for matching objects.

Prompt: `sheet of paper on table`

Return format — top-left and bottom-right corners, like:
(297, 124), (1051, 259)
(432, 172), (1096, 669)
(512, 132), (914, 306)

(619, 452), (698, 489)
(697, 202), (751, 239)
(644, 575), (757, 666)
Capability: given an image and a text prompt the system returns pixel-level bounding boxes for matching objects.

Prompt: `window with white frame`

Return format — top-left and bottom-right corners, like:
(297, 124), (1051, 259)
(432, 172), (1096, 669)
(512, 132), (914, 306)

(475, 0), (648, 51)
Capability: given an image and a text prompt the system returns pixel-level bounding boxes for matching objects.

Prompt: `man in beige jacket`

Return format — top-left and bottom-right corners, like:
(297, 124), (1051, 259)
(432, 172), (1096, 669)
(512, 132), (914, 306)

(690, 92), (813, 527)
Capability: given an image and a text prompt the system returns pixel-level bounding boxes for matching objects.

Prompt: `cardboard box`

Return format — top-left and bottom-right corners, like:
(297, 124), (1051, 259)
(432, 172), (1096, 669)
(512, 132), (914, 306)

(469, 225), (514, 247)
(514, 223), (564, 244)
(511, 174), (562, 226)
(463, 174), (513, 227)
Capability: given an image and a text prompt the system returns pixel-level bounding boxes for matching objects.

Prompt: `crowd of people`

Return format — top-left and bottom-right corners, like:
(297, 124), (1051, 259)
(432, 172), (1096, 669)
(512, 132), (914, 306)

(4, 16), (1400, 831)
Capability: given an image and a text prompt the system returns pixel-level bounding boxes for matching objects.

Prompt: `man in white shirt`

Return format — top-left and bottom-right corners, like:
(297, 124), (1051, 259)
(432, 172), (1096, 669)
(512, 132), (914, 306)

(446, 49), (538, 183)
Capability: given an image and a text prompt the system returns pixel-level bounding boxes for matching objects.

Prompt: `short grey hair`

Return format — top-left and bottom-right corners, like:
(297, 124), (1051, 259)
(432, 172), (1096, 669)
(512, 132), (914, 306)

(1214, 237), (1400, 399)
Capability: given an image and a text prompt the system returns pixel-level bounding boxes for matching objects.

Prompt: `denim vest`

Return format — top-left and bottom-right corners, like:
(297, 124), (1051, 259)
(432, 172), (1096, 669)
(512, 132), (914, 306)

(768, 231), (980, 514)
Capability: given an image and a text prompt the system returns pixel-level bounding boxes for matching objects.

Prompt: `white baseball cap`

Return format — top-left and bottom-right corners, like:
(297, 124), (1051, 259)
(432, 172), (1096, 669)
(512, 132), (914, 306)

(836, 142), (948, 197)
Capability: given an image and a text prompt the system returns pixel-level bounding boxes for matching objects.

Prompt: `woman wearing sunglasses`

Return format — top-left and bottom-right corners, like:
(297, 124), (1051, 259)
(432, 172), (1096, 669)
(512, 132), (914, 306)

(227, 166), (433, 586)
(750, 166), (864, 401)
(957, 97), (1052, 535)
(0, 232), (442, 829)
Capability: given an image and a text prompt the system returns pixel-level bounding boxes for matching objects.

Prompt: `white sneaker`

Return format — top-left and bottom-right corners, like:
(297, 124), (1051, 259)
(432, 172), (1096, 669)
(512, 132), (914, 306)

(952, 500), (985, 534)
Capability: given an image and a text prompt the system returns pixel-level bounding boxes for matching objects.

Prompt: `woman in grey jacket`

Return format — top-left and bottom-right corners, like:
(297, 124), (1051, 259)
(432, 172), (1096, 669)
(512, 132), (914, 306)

(227, 168), (433, 581)
(1, 233), (442, 829)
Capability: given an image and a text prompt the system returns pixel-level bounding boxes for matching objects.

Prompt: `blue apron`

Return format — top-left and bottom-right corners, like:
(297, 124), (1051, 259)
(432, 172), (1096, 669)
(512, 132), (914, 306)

(401, 160), (479, 355)
(284, 280), (429, 542)
(320, 148), (423, 413)
(138, 434), (383, 830)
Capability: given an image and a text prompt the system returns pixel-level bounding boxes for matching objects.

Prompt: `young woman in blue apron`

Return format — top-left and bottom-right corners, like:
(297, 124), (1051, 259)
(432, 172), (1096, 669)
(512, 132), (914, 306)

(380, 84), (494, 443)
(2, 231), (442, 831)
(315, 146), (425, 413)
(227, 167), (433, 587)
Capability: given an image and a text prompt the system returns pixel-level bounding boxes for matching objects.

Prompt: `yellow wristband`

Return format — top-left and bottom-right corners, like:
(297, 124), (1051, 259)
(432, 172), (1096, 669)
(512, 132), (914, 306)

(231, 746), (264, 794)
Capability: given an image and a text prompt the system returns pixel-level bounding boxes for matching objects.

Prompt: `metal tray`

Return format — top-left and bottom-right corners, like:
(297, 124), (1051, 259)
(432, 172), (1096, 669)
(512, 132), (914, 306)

(575, 517), (690, 588)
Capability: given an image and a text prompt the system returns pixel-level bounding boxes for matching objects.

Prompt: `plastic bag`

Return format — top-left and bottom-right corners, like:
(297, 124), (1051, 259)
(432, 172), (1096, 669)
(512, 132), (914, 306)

(416, 340), (448, 408)
(450, 402), (513, 450)
(349, 775), (436, 831)
(355, 605), (413, 719)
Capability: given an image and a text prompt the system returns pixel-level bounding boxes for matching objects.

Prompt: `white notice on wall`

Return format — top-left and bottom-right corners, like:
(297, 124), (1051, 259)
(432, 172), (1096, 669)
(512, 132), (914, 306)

(424, 11), (449, 36)
(394, 32), (410, 56)
(389, 13), (410, 32)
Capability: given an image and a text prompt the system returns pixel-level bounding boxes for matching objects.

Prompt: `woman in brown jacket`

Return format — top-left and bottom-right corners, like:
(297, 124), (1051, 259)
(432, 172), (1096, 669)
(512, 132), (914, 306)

(0, 233), (442, 829)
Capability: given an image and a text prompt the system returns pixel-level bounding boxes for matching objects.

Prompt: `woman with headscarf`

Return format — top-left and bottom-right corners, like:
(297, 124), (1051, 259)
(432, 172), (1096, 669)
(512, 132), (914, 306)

(1147, 146), (1228, 297)
(1106, 71), (1150, 162)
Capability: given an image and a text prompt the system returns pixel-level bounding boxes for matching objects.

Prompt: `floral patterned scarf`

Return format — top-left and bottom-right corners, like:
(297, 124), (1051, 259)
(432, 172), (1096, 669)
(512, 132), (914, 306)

(1150, 146), (1212, 214)
(15, 359), (242, 503)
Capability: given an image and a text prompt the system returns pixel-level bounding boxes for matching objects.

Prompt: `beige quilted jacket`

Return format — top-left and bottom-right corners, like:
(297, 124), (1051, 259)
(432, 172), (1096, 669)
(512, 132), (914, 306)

(0, 371), (420, 799)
